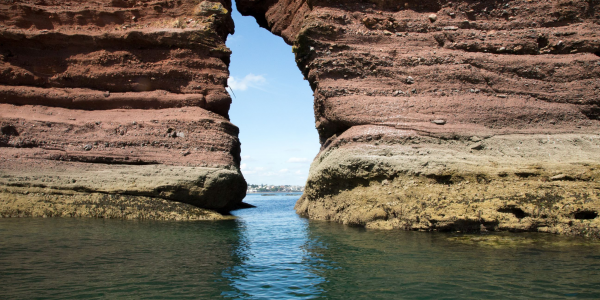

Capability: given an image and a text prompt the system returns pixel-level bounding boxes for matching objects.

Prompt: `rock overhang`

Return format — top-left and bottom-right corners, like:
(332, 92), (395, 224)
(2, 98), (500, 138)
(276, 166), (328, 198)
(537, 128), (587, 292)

(236, 0), (600, 237)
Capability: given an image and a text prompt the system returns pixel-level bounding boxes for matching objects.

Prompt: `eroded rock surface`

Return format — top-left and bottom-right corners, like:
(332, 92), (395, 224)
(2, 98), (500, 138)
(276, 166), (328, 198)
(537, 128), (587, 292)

(238, 0), (600, 236)
(0, 0), (246, 219)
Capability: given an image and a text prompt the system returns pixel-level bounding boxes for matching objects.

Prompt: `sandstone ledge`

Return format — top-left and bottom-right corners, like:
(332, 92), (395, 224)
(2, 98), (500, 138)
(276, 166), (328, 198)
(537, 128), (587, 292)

(0, 187), (231, 221)
(0, 163), (246, 220)
(0, 103), (247, 218)
(296, 131), (600, 238)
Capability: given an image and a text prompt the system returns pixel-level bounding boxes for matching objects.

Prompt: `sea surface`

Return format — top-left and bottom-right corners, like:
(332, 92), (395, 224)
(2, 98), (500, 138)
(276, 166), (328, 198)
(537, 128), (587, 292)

(1, 193), (600, 299)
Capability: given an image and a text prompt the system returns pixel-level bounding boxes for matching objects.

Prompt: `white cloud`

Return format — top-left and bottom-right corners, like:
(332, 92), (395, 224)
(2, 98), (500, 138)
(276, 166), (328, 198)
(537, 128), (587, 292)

(287, 157), (309, 163)
(241, 155), (255, 162)
(226, 34), (243, 44)
(295, 170), (304, 175)
(228, 74), (267, 91)
(279, 169), (289, 173)
(241, 166), (266, 175)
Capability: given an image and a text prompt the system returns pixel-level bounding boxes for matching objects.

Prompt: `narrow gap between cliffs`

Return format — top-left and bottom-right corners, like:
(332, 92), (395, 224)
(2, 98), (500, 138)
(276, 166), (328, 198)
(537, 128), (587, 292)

(225, 1), (320, 187)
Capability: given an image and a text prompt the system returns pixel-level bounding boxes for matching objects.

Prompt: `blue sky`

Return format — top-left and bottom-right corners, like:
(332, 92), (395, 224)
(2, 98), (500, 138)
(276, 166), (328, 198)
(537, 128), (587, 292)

(226, 3), (320, 186)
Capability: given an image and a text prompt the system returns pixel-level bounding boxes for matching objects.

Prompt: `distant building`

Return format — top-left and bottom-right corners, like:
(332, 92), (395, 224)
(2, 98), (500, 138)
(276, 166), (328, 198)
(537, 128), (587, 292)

(246, 184), (304, 193)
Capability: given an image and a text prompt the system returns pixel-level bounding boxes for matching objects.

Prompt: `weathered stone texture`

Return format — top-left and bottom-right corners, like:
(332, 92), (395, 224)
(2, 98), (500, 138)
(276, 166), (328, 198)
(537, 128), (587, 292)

(0, 0), (246, 218)
(238, 0), (600, 236)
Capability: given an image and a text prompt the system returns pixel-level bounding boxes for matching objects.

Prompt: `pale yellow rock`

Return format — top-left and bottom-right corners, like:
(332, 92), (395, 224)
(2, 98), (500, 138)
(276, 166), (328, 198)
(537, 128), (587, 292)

(0, 164), (245, 220)
(297, 133), (600, 238)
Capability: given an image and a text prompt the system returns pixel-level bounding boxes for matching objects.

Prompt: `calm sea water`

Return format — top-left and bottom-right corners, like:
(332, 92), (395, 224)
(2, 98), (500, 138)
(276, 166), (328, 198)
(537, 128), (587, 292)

(1, 193), (600, 299)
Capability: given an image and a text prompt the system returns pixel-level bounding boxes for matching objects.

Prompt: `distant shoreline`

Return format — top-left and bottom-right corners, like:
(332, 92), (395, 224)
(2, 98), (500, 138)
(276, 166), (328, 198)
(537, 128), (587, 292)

(247, 192), (303, 194)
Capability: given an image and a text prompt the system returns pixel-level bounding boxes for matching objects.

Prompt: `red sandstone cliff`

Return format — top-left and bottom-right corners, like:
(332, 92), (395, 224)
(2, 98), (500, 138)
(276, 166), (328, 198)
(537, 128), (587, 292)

(238, 0), (600, 237)
(0, 0), (246, 219)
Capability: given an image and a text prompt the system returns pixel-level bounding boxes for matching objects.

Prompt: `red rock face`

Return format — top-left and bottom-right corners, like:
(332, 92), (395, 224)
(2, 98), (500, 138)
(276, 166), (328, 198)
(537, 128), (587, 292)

(0, 0), (234, 117)
(238, 0), (600, 143)
(238, 0), (600, 236)
(0, 0), (247, 216)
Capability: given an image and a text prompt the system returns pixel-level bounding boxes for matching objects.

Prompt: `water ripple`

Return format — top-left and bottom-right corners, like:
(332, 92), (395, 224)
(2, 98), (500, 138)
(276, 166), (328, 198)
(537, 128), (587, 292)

(1, 193), (600, 299)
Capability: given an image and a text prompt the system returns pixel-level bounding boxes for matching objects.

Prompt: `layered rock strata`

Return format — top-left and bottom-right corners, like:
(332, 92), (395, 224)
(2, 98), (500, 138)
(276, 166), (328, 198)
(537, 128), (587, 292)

(0, 0), (246, 220)
(238, 0), (600, 236)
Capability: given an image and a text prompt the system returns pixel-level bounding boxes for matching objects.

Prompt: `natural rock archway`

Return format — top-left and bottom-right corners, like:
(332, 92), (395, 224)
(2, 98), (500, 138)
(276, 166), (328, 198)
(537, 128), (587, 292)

(237, 0), (600, 237)
(1, 0), (600, 237)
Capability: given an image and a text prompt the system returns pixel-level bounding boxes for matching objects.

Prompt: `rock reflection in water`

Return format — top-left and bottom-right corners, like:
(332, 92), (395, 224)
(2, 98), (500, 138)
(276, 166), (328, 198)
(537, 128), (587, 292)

(0, 218), (244, 298)
(2, 194), (600, 299)
(306, 221), (600, 299)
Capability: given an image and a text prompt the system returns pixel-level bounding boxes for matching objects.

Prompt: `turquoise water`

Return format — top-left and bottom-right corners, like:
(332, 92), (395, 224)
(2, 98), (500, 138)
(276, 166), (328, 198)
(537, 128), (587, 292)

(1, 193), (600, 299)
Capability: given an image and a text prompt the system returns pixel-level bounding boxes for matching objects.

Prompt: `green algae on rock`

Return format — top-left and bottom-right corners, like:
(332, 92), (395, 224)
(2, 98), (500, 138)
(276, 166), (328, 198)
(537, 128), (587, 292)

(0, 187), (232, 221)
(295, 132), (600, 238)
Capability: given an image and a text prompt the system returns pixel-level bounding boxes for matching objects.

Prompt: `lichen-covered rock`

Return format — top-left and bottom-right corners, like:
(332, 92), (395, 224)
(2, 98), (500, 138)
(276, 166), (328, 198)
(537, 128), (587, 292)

(0, 0), (246, 219)
(238, 0), (600, 236)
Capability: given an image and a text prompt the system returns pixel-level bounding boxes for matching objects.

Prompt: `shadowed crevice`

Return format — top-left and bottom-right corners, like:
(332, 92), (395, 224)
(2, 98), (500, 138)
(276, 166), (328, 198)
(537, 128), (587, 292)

(574, 210), (598, 220)
(498, 206), (529, 219)
(1, 125), (19, 136)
